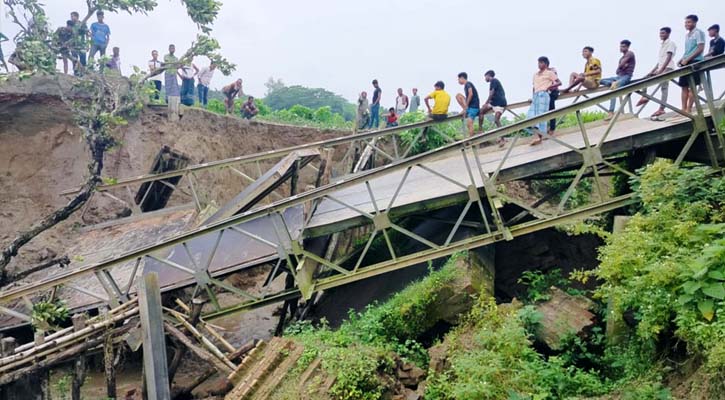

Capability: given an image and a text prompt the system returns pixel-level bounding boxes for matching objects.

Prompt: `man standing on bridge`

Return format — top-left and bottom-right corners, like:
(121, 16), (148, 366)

(600, 40), (636, 120)
(409, 88), (420, 113)
(677, 15), (706, 114)
(395, 88), (409, 117)
(369, 80), (382, 129)
(528, 57), (561, 146)
(706, 24), (724, 59)
(637, 27), (677, 120)
(455, 72), (480, 137)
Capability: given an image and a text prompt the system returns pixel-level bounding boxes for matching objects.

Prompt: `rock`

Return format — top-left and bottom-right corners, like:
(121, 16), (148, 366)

(427, 343), (450, 374)
(405, 388), (422, 400)
(399, 365), (426, 387)
(535, 287), (595, 350)
(38, 247), (57, 261)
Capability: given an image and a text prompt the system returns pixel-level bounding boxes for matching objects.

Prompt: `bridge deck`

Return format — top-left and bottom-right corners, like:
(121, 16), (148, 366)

(307, 114), (693, 235)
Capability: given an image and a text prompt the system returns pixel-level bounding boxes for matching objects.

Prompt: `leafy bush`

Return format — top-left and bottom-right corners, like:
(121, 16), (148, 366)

(398, 111), (464, 155)
(31, 299), (70, 331)
(286, 255), (464, 398)
(596, 160), (725, 372)
(425, 298), (609, 400)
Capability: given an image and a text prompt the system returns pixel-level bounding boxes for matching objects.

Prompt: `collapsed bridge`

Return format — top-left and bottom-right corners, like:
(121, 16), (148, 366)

(0, 55), (724, 391)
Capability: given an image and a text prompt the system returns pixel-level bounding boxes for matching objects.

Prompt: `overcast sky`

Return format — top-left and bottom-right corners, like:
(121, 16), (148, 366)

(1, 1), (724, 110)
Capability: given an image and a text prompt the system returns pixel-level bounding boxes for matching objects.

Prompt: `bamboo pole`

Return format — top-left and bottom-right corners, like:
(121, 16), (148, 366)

(0, 307), (138, 373)
(163, 322), (233, 375)
(173, 299), (235, 353)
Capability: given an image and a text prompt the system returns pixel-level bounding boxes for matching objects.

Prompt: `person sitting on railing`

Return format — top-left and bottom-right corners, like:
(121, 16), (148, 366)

(706, 24), (724, 59)
(528, 57), (561, 146)
(424, 81), (451, 122)
(561, 46), (602, 93)
(600, 40), (636, 120)
(480, 70), (507, 140)
(385, 108), (399, 128)
(455, 72), (481, 137)
(637, 27), (677, 120)
(677, 15), (706, 114)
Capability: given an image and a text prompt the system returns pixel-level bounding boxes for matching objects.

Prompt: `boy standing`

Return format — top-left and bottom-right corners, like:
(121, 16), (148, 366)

(148, 50), (163, 100)
(195, 62), (216, 108)
(409, 88), (420, 113)
(677, 15), (706, 114)
(106, 46), (121, 73)
(562, 46), (601, 93)
(455, 72), (480, 136)
(395, 88), (409, 116)
(89, 11), (110, 60)
(70, 12), (87, 74)
(706, 24), (724, 58)
(369, 80), (382, 129)
(164, 44), (180, 106)
(528, 57), (561, 146)
(638, 27), (677, 119)
(424, 81), (451, 121)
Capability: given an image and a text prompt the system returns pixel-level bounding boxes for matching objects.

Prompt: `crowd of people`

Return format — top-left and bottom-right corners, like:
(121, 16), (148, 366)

(1, 11), (723, 129)
(358, 14), (723, 146)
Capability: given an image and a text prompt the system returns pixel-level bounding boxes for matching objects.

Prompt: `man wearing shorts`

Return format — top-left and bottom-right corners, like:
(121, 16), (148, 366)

(638, 27), (677, 119)
(677, 15), (706, 114)
(222, 79), (243, 114)
(480, 70), (508, 145)
(562, 46), (601, 93)
(455, 72), (480, 136)
(425, 81), (451, 121)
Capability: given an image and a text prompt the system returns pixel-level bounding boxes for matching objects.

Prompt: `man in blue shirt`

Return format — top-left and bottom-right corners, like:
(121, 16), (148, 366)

(89, 10), (111, 61)
(677, 14), (705, 114)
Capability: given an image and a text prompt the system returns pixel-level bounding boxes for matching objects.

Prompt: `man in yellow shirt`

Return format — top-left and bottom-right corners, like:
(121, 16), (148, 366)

(562, 46), (601, 93)
(424, 81), (451, 121)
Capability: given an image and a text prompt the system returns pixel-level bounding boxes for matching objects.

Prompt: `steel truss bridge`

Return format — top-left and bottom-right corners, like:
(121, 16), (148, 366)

(0, 56), (724, 377)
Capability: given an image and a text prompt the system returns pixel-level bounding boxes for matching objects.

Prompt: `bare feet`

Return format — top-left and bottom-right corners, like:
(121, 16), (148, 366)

(497, 138), (507, 148)
(636, 97), (649, 107)
(530, 135), (543, 146)
(650, 109), (665, 119)
(604, 112), (614, 121)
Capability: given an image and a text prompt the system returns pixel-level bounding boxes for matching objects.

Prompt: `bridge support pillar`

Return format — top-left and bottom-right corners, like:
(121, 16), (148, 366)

(605, 216), (631, 346)
(468, 245), (495, 297)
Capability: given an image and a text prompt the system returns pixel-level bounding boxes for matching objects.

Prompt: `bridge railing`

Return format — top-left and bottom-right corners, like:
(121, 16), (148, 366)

(1, 55), (724, 331)
(59, 79), (627, 220)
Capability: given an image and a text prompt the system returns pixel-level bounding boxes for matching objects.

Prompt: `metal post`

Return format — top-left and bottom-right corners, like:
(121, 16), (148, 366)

(138, 272), (171, 400)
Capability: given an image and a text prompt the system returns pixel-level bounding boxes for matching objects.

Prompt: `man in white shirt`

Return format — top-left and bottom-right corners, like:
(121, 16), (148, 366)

(395, 88), (409, 116)
(194, 62), (216, 108)
(148, 50), (163, 100)
(179, 64), (197, 106)
(637, 27), (677, 120)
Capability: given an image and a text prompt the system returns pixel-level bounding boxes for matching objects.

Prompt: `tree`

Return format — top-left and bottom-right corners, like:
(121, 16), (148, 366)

(263, 85), (356, 121)
(0, 0), (235, 282)
(264, 76), (285, 95)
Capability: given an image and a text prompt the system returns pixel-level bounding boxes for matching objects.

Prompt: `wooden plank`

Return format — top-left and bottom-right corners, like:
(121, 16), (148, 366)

(138, 272), (171, 400)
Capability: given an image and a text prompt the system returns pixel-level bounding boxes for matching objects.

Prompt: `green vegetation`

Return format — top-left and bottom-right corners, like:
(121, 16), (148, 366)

(597, 160), (725, 374)
(398, 111), (464, 155)
(31, 299), (70, 331)
(276, 160), (724, 400)
(205, 97), (352, 129)
(285, 256), (463, 399)
(264, 83), (356, 121)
